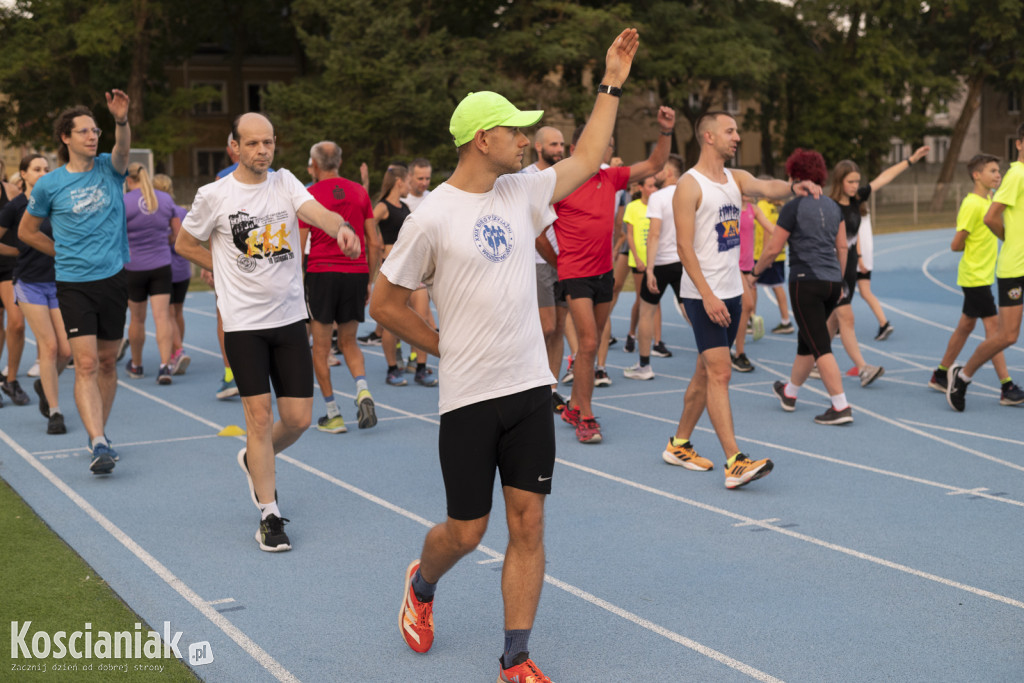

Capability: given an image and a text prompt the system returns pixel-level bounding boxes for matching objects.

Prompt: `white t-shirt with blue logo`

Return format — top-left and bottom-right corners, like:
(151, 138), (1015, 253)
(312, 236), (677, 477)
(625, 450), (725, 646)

(27, 153), (129, 283)
(380, 167), (558, 414)
(679, 168), (743, 300)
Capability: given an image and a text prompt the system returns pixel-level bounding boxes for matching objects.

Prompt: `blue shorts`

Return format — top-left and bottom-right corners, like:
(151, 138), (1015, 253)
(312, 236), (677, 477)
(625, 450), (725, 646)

(682, 295), (743, 353)
(14, 280), (59, 309)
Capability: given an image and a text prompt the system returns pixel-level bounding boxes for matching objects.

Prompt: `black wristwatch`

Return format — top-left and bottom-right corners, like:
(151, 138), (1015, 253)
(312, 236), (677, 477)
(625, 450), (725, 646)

(597, 84), (622, 98)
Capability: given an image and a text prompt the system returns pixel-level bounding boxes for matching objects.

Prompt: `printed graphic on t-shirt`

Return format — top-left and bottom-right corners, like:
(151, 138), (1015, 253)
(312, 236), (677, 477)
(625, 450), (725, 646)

(473, 214), (515, 263)
(716, 204), (741, 252)
(71, 185), (111, 215)
(135, 194), (156, 215)
(228, 209), (295, 272)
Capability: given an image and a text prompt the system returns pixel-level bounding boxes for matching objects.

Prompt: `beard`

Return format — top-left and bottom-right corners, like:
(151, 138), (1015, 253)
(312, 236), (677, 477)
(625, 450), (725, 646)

(540, 150), (563, 166)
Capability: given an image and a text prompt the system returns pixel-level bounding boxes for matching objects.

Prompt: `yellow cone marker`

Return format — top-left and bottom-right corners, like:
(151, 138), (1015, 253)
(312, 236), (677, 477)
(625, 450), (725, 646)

(218, 425), (246, 437)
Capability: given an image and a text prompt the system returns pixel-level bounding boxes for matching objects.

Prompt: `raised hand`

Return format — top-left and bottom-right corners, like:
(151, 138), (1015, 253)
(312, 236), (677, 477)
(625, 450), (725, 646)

(657, 106), (676, 131)
(603, 28), (639, 87)
(105, 89), (130, 123)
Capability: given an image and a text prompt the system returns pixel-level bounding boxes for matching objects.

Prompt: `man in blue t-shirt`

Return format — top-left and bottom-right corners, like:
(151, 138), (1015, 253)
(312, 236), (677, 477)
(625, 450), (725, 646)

(19, 91), (132, 475)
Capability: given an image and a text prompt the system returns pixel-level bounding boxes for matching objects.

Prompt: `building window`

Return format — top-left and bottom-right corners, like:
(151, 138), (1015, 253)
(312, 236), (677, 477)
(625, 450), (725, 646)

(688, 91), (702, 111)
(727, 141), (742, 168)
(933, 137), (948, 164)
(246, 82), (268, 112)
(724, 88), (739, 114)
(888, 141), (907, 164)
(1009, 91), (1021, 114)
(192, 81), (226, 115)
(195, 149), (227, 177)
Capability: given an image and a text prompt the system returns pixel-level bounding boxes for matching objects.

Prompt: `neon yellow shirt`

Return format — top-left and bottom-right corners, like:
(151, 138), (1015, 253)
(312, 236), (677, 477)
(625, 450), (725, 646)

(955, 192), (997, 287)
(994, 160), (1024, 278)
(623, 198), (650, 269)
(753, 199), (786, 261)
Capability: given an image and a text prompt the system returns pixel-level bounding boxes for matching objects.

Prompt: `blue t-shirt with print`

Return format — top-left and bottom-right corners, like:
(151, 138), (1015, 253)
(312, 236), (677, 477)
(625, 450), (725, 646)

(27, 153), (129, 282)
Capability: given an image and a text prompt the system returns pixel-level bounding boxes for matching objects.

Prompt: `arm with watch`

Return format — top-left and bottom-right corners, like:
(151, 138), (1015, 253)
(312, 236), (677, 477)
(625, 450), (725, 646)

(626, 106), (676, 183)
(551, 28), (640, 203)
(106, 89), (131, 174)
(869, 145), (930, 193)
(296, 200), (362, 260)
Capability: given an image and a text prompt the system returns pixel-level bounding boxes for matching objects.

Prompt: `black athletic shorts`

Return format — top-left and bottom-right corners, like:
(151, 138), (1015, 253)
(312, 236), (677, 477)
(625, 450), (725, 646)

(790, 279), (842, 359)
(856, 270), (871, 281)
(681, 295), (742, 353)
(562, 270), (613, 304)
(223, 319), (314, 398)
(306, 271), (368, 325)
(756, 260), (786, 286)
(639, 262), (683, 305)
(0, 258), (14, 282)
(170, 278), (190, 305)
(835, 252), (859, 307)
(438, 385), (555, 521)
(997, 276), (1024, 308)
(126, 265), (172, 302)
(962, 285), (997, 319)
(56, 270), (128, 340)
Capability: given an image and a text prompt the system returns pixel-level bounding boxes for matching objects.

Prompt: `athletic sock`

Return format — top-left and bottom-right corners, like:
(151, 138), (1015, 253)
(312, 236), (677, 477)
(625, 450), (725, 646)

(784, 382), (800, 399)
(417, 362), (426, 371)
(781, 318), (791, 325)
(961, 370), (974, 383)
(411, 569), (436, 603)
(49, 405), (61, 417)
(224, 367), (234, 383)
(831, 392), (849, 411)
(388, 365), (399, 373)
(726, 452), (743, 468)
(91, 435), (109, 450)
(355, 377), (368, 393)
(503, 630), (531, 669)
(639, 355), (650, 367)
(1000, 377), (1012, 386)
(259, 500), (280, 520)
(671, 436), (691, 448)
(937, 364), (947, 373)
(325, 397), (340, 418)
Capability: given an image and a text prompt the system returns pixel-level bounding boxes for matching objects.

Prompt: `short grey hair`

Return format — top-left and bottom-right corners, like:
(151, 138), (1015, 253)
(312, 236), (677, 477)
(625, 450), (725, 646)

(310, 141), (342, 171)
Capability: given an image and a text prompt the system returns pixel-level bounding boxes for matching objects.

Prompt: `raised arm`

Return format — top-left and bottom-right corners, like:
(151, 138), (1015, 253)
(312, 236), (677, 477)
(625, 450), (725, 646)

(297, 199), (361, 259)
(735, 169), (820, 201)
(869, 145), (929, 192)
(105, 89), (131, 174)
(551, 28), (639, 202)
(627, 107), (675, 183)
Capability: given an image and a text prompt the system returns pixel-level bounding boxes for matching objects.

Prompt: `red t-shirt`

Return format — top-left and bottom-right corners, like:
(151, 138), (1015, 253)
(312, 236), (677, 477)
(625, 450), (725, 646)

(299, 177), (374, 273)
(552, 166), (631, 280)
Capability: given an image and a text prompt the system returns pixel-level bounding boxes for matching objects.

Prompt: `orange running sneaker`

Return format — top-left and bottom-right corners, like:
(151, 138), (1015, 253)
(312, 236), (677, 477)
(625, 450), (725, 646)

(498, 654), (553, 683)
(399, 559), (434, 653)
(661, 437), (713, 471)
(724, 453), (773, 489)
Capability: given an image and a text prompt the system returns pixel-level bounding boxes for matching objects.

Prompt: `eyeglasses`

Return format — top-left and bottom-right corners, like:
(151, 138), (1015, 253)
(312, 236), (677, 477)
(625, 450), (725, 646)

(72, 128), (102, 138)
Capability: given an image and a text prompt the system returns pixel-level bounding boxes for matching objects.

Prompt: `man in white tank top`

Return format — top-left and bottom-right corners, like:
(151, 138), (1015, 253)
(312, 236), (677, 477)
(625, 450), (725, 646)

(665, 111), (821, 488)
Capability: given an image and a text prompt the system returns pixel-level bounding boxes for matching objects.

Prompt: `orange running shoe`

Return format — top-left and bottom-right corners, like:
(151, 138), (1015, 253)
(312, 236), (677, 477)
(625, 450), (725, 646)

(724, 453), (773, 489)
(399, 559), (434, 653)
(661, 437), (713, 471)
(498, 654), (553, 683)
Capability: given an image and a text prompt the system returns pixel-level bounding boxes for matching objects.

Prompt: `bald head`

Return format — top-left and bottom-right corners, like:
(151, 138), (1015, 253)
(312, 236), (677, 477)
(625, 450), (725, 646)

(533, 126), (564, 169)
(231, 113), (276, 179)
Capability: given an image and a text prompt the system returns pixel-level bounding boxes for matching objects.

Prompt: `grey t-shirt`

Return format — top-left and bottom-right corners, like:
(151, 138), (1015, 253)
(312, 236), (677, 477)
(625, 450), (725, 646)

(777, 195), (843, 282)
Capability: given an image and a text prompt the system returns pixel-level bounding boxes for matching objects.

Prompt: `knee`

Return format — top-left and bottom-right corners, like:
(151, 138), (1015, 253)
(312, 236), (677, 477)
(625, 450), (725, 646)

(9, 318), (25, 336)
(576, 334), (598, 356)
(706, 363), (732, 386)
(282, 410), (312, 433)
(74, 354), (100, 377)
(448, 521), (487, 554)
(508, 508), (545, 549)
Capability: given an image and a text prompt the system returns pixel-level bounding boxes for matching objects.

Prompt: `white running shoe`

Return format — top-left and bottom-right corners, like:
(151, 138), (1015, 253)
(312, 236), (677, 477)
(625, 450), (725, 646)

(623, 363), (655, 380)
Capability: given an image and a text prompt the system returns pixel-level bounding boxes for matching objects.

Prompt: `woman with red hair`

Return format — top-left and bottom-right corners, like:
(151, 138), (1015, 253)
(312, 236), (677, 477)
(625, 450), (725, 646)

(747, 149), (853, 425)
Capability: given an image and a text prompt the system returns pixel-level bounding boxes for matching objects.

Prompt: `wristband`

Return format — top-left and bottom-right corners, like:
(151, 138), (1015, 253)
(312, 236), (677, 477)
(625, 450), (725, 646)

(790, 181), (796, 194)
(906, 157), (913, 166)
(597, 84), (622, 98)
(660, 130), (673, 136)
(115, 119), (128, 126)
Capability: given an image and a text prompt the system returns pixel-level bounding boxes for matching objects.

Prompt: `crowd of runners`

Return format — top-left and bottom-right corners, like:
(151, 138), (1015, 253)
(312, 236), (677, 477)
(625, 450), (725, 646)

(1, 25), (1023, 683)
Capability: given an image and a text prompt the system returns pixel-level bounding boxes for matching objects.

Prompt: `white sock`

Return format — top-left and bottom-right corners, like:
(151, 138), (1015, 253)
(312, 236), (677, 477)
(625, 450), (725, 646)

(91, 435), (108, 449)
(960, 370), (973, 383)
(785, 382), (800, 399)
(355, 378), (368, 394)
(831, 392), (849, 411)
(259, 500), (281, 520)
(49, 405), (61, 417)
(781, 318), (791, 325)
(325, 398), (340, 418)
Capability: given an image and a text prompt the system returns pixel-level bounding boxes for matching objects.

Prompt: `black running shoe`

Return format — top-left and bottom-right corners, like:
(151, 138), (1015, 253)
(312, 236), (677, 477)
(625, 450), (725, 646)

(47, 412), (67, 435)
(928, 368), (947, 392)
(874, 321), (894, 341)
(772, 381), (796, 412)
(946, 365), (967, 412)
(552, 391), (567, 414)
(1000, 381), (1024, 406)
(256, 514), (291, 552)
(355, 390), (378, 429)
(357, 331), (383, 346)
(651, 341), (673, 358)
(609, 336), (618, 347)
(89, 443), (116, 474)
(2, 379), (30, 406)
(813, 405), (853, 425)
(34, 379), (49, 418)
(731, 353), (754, 372)
(623, 334), (636, 353)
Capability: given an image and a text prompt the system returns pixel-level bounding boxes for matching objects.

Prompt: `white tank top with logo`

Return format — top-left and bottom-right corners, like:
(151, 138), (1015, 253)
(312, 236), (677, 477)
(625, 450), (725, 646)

(679, 167), (743, 300)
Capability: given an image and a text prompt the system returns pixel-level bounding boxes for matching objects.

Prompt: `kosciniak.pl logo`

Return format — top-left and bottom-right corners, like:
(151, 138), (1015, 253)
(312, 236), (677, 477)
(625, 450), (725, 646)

(9, 621), (212, 665)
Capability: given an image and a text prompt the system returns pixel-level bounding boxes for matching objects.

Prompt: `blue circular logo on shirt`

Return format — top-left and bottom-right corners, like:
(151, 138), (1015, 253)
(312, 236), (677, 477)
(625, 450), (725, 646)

(473, 214), (515, 263)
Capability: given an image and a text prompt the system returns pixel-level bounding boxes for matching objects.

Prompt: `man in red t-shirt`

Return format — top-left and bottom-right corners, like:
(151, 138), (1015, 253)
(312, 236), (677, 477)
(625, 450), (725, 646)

(299, 140), (382, 432)
(553, 106), (675, 443)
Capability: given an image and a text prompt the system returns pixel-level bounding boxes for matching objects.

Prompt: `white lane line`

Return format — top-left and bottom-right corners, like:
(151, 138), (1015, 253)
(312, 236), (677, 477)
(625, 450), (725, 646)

(555, 458), (1024, 611)
(880, 300), (1024, 355)
(144, 330), (222, 358)
(117, 382), (784, 681)
(592, 401), (1024, 509)
(33, 433), (222, 456)
(207, 598), (236, 605)
(182, 305), (218, 318)
(752, 364), (1024, 474)
(921, 249), (960, 295)
(898, 419), (1024, 446)
(0, 428), (300, 683)
(280, 452), (784, 683)
(733, 518), (780, 527)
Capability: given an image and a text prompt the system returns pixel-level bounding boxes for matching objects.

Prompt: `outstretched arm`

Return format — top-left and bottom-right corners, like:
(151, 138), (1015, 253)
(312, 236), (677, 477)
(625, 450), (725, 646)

(870, 145), (929, 192)
(735, 169), (820, 201)
(551, 28), (639, 202)
(297, 200), (361, 259)
(106, 89), (131, 174)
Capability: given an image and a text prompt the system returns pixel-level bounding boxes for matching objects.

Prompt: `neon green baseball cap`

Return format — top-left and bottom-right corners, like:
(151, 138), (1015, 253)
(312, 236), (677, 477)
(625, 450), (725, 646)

(449, 91), (544, 147)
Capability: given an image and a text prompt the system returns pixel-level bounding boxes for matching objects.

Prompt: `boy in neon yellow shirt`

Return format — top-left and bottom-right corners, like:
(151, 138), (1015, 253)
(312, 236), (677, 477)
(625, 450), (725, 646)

(931, 154), (1023, 405)
(948, 125), (1024, 410)
(622, 175), (659, 355)
(753, 196), (793, 333)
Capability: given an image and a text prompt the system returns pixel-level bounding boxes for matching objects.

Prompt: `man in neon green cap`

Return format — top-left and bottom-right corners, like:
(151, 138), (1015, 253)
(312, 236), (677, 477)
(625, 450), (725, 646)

(371, 27), (641, 682)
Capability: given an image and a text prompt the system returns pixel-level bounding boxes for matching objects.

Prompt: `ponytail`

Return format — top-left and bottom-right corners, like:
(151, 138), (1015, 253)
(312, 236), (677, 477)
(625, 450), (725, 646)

(127, 162), (157, 214)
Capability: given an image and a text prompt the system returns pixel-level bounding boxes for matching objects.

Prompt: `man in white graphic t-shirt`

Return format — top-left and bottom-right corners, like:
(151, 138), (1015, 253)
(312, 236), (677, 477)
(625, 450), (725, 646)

(371, 28), (640, 683)
(668, 111), (820, 489)
(175, 113), (360, 553)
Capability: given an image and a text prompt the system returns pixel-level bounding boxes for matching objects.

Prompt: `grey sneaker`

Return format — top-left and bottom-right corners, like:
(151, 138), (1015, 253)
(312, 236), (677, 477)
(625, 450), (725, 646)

(814, 405), (854, 425)
(859, 365), (884, 387)
(731, 353), (754, 373)
(772, 381), (796, 412)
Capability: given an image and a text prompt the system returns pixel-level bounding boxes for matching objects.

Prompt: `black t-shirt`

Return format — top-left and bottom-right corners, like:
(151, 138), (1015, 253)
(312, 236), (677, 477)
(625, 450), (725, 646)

(838, 185), (871, 243)
(0, 194), (56, 283)
(377, 199), (411, 246)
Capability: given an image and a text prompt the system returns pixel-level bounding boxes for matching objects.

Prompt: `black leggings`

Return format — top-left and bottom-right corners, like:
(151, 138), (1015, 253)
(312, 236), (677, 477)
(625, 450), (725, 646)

(223, 320), (314, 398)
(790, 280), (842, 359)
